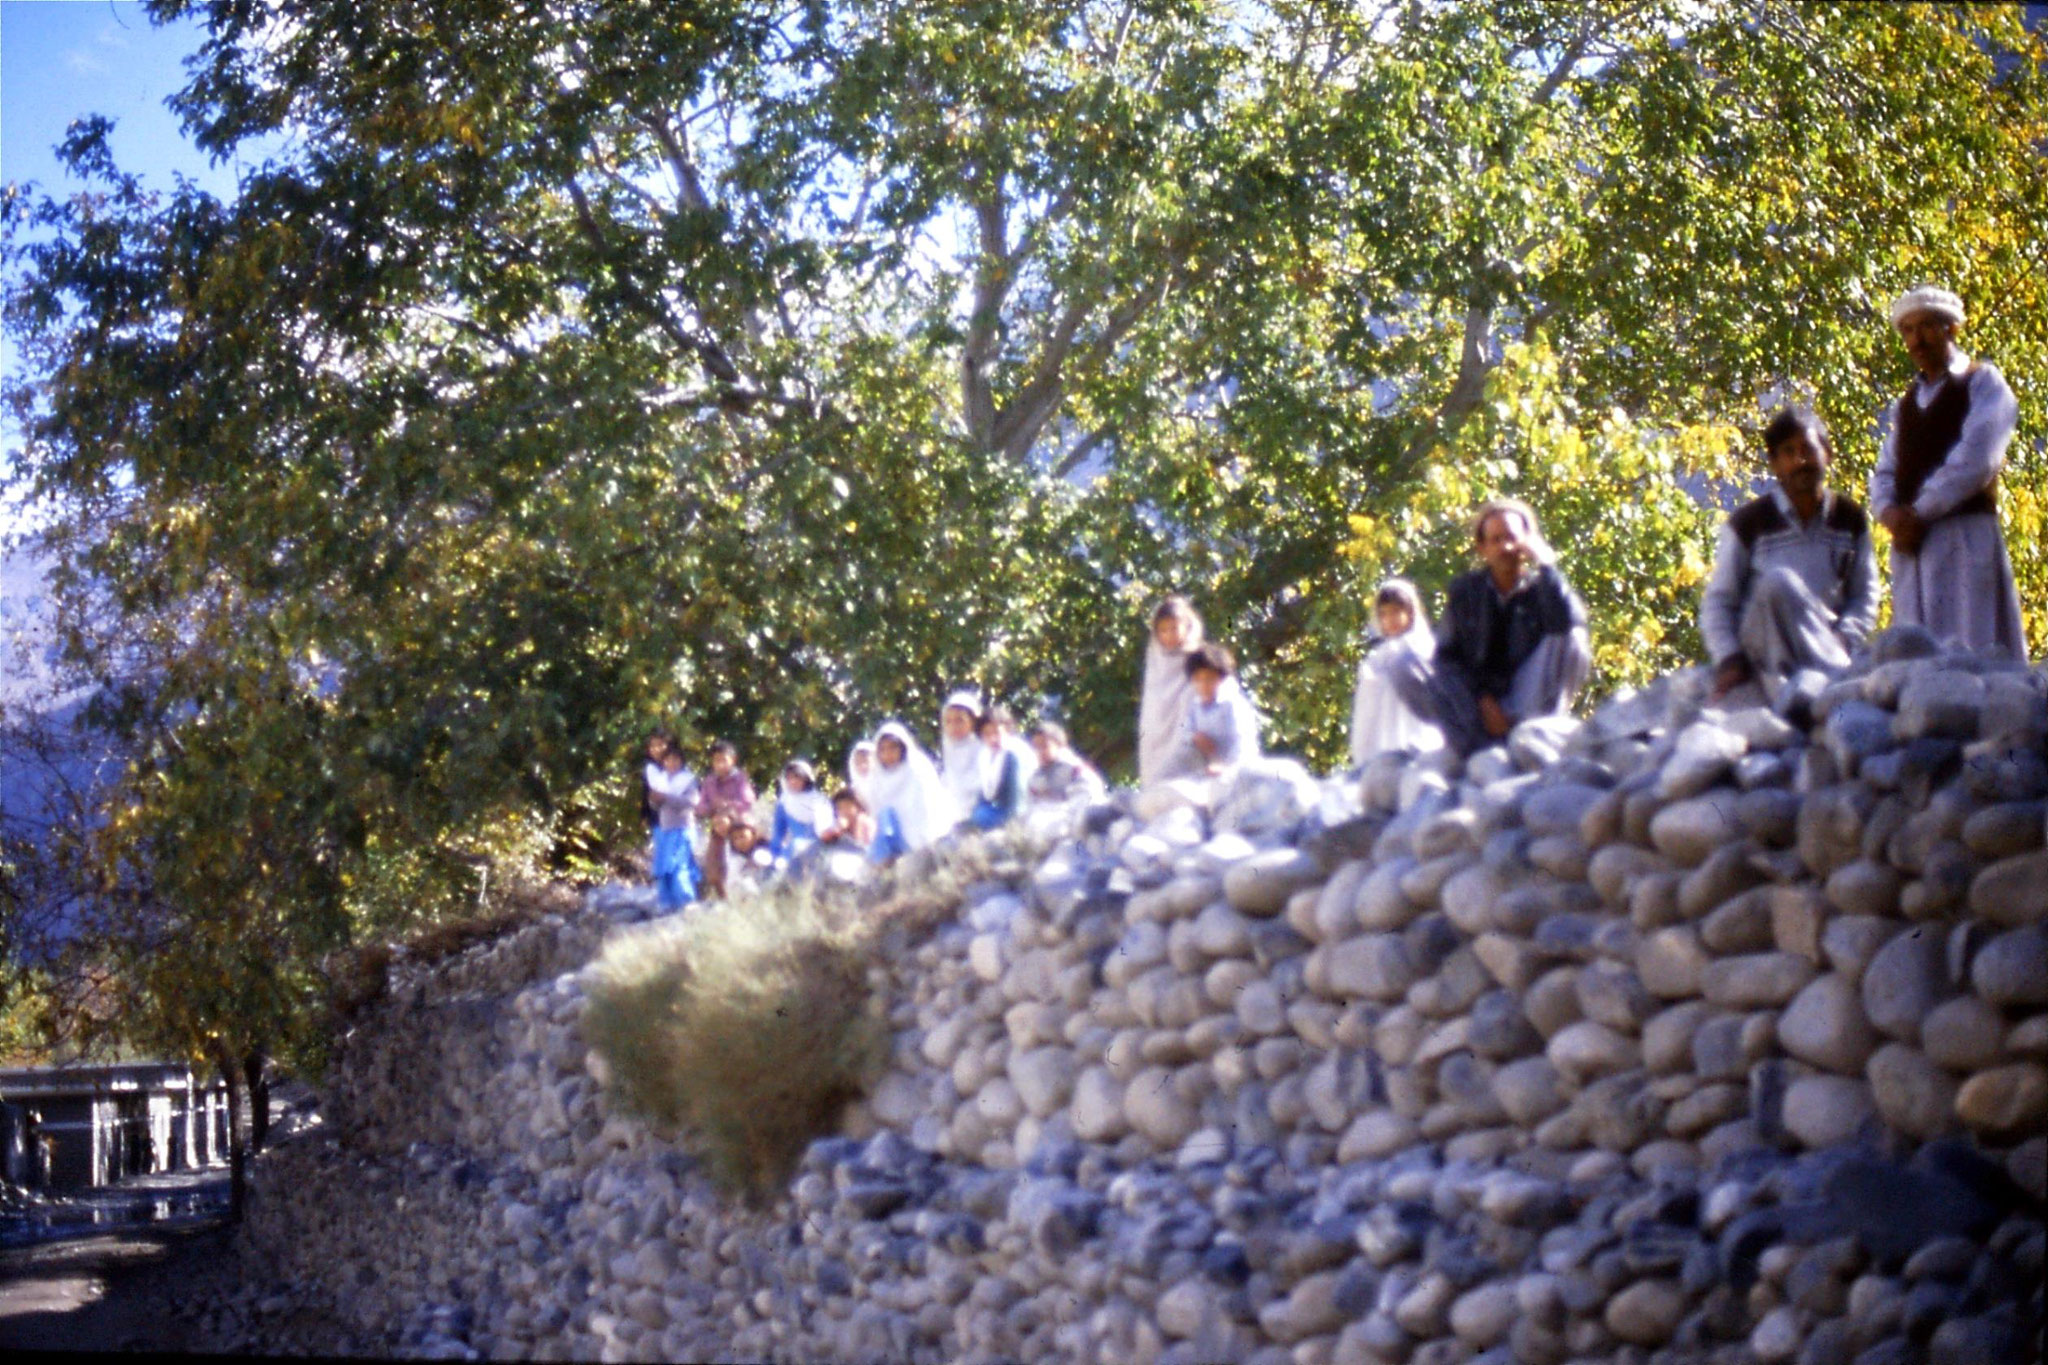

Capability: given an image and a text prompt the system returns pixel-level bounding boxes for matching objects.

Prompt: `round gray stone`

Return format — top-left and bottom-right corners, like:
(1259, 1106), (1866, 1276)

(1777, 973), (1880, 1075)
(1862, 929), (1954, 1042)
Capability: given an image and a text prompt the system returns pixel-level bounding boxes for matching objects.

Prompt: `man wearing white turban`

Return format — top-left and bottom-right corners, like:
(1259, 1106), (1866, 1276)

(1868, 285), (2027, 660)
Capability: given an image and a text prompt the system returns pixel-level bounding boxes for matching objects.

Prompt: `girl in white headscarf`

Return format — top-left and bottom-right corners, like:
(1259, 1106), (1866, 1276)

(1349, 578), (1446, 769)
(1138, 595), (1206, 790)
(970, 704), (1037, 829)
(768, 759), (836, 865)
(937, 689), (986, 817)
(865, 721), (962, 863)
(846, 739), (879, 812)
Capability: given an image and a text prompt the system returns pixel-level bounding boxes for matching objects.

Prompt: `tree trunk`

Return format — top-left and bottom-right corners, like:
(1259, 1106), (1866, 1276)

(244, 1052), (270, 1151)
(216, 1043), (248, 1224)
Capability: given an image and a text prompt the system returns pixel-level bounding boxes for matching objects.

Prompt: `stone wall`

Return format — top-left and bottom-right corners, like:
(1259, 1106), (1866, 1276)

(233, 628), (2046, 1364)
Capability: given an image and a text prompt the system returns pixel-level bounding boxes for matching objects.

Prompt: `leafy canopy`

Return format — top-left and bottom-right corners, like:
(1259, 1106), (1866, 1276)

(4, 0), (2045, 1068)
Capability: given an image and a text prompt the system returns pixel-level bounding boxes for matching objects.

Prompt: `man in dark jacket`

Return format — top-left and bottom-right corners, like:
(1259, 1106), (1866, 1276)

(1395, 498), (1591, 758)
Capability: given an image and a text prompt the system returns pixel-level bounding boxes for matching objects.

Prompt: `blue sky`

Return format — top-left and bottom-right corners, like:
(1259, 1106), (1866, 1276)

(0, 0), (234, 200)
(2, 1), (238, 540)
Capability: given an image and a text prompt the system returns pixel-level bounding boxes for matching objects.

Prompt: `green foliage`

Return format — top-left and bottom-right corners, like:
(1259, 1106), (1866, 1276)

(0, 965), (60, 1065)
(5, 0), (2047, 1071)
(580, 880), (887, 1200)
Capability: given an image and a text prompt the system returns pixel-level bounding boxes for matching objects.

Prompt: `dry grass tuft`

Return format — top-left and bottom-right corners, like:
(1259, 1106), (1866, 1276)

(581, 879), (888, 1201)
(580, 820), (1065, 1202)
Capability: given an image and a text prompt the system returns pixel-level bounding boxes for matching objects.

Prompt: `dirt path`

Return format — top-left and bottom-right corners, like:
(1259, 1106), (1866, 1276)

(0, 1220), (223, 1353)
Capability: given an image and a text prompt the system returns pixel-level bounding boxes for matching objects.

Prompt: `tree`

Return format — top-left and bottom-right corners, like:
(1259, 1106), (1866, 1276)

(4, 0), (2044, 1073)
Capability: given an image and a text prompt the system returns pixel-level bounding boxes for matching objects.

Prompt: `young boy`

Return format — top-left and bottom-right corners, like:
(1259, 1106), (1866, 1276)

(695, 740), (757, 900)
(724, 820), (774, 897)
(1701, 407), (1878, 702)
(1026, 721), (1106, 807)
(1181, 642), (1258, 776)
(821, 788), (875, 851)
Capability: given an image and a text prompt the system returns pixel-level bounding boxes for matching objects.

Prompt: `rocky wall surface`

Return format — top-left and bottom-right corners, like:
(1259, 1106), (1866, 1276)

(231, 627), (2046, 1364)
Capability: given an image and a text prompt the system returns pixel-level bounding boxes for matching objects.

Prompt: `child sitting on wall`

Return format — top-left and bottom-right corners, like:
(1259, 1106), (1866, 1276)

(970, 705), (1031, 830)
(769, 759), (835, 867)
(696, 740), (757, 900)
(646, 743), (701, 910)
(1180, 642), (1260, 777)
(724, 820), (774, 898)
(1026, 721), (1106, 808)
(1349, 578), (1446, 769)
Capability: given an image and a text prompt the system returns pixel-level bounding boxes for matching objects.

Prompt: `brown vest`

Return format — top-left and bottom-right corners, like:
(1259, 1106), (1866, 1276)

(1894, 365), (1996, 517)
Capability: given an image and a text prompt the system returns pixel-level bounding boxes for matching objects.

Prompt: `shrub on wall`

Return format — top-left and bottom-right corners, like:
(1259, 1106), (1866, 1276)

(580, 882), (889, 1201)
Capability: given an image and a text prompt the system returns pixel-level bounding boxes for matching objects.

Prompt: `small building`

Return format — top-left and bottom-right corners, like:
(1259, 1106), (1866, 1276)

(0, 1063), (230, 1191)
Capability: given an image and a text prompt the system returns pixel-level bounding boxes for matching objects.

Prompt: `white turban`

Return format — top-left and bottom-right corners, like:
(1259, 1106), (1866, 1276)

(1889, 285), (1964, 328)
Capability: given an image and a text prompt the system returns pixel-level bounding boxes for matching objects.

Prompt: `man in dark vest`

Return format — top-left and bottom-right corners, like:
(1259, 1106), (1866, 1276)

(1868, 285), (2026, 660)
(1701, 408), (1878, 702)
(1394, 498), (1591, 758)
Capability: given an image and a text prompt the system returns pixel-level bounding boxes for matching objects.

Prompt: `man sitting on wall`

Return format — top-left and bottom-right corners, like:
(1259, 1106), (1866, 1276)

(1702, 407), (1879, 703)
(1395, 498), (1592, 758)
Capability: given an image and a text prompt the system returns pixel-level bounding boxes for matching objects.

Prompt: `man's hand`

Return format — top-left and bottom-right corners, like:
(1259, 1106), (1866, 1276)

(1711, 653), (1754, 701)
(1881, 505), (1926, 556)
(1478, 695), (1512, 740)
(1192, 732), (1217, 759)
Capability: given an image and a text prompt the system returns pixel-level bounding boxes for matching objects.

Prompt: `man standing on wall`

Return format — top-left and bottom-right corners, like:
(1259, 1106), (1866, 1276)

(1868, 285), (2027, 661)
(1395, 498), (1592, 758)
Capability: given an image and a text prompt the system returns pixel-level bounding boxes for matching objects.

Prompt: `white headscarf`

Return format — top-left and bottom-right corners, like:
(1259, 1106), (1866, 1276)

(867, 721), (961, 849)
(1352, 578), (1444, 767)
(846, 739), (878, 811)
(1139, 600), (1204, 787)
(938, 689), (985, 814)
(778, 760), (836, 831)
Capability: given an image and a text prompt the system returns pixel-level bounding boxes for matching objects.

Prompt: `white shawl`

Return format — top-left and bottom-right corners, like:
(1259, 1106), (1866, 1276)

(1350, 632), (1444, 768)
(846, 740), (878, 811)
(777, 772), (836, 833)
(646, 765), (700, 830)
(1139, 624), (1204, 787)
(981, 733), (1038, 802)
(867, 721), (961, 849)
(938, 690), (986, 814)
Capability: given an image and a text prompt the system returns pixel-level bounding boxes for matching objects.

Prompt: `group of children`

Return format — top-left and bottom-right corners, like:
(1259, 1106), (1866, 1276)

(639, 584), (1452, 910)
(638, 703), (1107, 909)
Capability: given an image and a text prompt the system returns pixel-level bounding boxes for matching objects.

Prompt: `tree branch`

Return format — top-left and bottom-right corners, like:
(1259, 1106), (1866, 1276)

(643, 109), (714, 215)
(564, 178), (745, 391)
(961, 181), (1012, 448)
(1051, 422), (1116, 479)
(1396, 303), (1495, 474)
(992, 266), (1175, 464)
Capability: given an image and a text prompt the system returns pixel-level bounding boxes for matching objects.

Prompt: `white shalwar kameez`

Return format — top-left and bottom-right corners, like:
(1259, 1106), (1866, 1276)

(1138, 631), (1205, 790)
(1349, 632), (1445, 769)
(1868, 352), (2027, 661)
